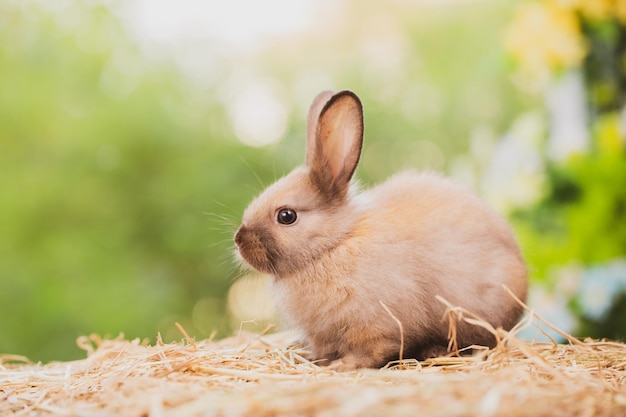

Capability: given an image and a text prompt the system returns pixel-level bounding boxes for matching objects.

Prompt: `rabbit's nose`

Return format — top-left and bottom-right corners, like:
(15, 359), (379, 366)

(234, 226), (246, 248)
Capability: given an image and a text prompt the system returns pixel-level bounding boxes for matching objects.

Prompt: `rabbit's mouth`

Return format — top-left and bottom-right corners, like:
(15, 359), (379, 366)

(234, 225), (279, 275)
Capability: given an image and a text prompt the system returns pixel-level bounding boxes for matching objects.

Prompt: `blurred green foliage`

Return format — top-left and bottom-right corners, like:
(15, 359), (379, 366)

(507, 0), (626, 341)
(514, 114), (626, 274)
(0, 2), (288, 361)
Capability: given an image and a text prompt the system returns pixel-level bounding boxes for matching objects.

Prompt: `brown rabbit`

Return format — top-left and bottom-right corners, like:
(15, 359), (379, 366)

(234, 90), (528, 370)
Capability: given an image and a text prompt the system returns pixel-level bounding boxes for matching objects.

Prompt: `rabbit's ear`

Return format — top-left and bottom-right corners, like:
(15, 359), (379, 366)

(306, 90), (334, 161)
(306, 90), (364, 199)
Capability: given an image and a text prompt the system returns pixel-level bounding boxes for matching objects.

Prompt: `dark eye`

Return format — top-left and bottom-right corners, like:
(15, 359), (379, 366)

(276, 208), (297, 225)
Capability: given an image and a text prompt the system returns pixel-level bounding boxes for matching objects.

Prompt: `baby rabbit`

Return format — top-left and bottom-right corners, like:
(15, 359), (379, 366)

(234, 90), (528, 370)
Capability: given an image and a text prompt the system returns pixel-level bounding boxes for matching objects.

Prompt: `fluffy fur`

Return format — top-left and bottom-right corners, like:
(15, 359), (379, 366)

(234, 90), (528, 370)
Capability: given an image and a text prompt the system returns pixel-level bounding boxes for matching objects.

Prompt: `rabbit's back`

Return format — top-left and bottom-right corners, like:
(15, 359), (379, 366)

(353, 170), (527, 333)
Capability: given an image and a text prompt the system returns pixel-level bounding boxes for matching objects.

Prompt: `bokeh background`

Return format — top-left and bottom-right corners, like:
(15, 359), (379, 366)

(1, 0), (625, 362)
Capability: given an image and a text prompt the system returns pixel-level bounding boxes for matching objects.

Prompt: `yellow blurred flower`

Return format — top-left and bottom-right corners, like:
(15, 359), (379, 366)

(614, 0), (626, 24)
(563, 0), (626, 23)
(505, 2), (587, 86)
(596, 114), (624, 152)
(573, 0), (612, 22)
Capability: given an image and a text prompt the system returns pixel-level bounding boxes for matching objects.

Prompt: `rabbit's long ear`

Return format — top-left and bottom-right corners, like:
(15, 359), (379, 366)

(306, 90), (364, 200)
(306, 90), (334, 161)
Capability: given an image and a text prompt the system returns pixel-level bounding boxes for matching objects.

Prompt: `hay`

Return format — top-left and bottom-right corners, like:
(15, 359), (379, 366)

(2, 310), (626, 417)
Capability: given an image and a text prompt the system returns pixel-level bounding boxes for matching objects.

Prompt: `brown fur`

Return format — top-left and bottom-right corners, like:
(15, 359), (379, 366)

(234, 90), (528, 370)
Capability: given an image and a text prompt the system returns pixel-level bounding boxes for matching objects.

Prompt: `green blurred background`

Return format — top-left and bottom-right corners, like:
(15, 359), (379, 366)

(1, 0), (625, 362)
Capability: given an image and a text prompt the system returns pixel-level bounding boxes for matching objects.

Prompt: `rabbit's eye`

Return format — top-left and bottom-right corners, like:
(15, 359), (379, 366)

(277, 208), (297, 225)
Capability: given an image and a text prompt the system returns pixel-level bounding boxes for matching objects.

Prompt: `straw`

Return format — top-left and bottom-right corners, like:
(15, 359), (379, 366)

(1, 300), (625, 417)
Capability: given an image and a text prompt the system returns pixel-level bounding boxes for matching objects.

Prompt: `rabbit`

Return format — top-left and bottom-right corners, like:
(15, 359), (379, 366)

(234, 90), (528, 370)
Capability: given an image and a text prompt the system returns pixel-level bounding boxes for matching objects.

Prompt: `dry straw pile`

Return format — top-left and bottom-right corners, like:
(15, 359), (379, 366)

(2, 301), (626, 417)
